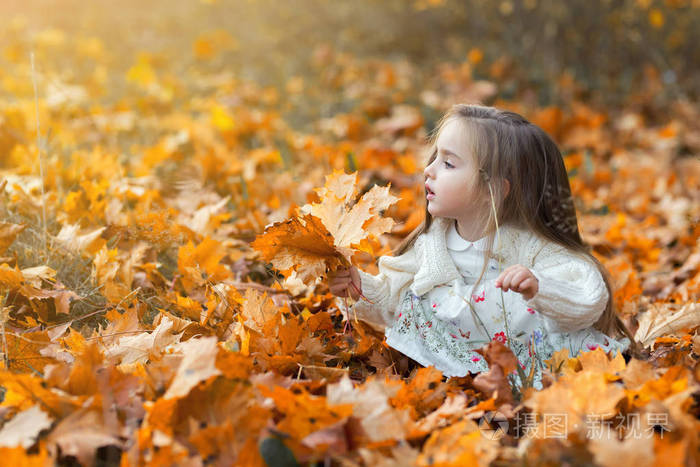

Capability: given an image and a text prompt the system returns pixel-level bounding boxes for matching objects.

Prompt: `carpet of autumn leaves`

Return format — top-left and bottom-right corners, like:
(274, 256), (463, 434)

(1, 2), (700, 467)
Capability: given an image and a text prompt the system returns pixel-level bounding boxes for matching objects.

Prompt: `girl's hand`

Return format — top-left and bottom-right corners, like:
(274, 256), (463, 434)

(328, 265), (362, 301)
(495, 264), (539, 301)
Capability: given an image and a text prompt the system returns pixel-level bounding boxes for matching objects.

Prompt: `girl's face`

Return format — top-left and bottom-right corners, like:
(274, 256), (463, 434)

(423, 118), (484, 220)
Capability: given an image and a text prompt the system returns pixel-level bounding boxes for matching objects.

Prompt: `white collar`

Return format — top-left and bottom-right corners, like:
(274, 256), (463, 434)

(446, 219), (488, 251)
(410, 217), (521, 297)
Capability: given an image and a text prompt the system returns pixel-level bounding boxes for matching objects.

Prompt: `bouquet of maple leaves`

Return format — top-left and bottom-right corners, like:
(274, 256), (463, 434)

(251, 170), (398, 295)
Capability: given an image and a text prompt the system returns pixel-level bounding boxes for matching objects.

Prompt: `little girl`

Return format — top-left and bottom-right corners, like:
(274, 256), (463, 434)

(329, 104), (638, 390)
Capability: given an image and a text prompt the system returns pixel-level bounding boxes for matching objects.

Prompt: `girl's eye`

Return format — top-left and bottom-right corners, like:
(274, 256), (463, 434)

(443, 161), (454, 169)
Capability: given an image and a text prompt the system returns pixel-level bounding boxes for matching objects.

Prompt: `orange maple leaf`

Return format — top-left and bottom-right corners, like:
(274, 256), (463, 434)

(252, 171), (399, 285)
(251, 214), (347, 285)
(177, 237), (232, 292)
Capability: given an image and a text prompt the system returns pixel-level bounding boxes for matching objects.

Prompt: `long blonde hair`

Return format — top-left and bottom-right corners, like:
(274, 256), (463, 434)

(394, 104), (640, 356)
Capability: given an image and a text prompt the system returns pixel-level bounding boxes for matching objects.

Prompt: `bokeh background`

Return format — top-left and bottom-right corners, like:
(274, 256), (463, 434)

(2, 0), (699, 127)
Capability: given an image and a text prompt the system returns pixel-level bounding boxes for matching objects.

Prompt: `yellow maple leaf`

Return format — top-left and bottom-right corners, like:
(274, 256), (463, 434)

(299, 170), (400, 259)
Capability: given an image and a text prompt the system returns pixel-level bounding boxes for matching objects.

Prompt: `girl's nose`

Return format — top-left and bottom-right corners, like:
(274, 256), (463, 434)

(424, 159), (435, 179)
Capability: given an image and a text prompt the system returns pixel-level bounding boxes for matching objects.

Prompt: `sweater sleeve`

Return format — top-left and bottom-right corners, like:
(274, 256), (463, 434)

(524, 238), (609, 332)
(347, 238), (420, 332)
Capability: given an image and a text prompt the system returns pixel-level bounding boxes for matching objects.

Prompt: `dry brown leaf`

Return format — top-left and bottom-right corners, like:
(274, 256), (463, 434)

(103, 314), (182, 367)
(47, 321), (72, 341)
(634, 302), (700, 348)
(472, 341), (519, 405)
(54, 223), (106, 255)
(20, 266), (56, 288)
(411, 393), (469, 435)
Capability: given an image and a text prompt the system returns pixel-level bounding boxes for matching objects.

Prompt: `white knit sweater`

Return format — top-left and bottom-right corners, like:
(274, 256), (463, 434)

(352, 217), (609, 333)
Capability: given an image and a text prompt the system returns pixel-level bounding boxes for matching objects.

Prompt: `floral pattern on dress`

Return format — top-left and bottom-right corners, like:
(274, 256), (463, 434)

(385, 275), (630, 391)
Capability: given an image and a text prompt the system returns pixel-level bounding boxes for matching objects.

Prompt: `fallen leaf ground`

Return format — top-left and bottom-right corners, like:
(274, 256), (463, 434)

(0, 2), (698, 466)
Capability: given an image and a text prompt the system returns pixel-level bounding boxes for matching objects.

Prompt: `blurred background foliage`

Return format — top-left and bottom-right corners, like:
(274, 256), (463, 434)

(1, 0), (698, 131)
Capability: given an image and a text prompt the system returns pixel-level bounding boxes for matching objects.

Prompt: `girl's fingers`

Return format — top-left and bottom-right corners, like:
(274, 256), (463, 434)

(329, 268), (361, 299)
(495, 271), (507, 288)
(495, 265), (517, 280)
(510, 270), (531, 291)
(494, 267), (510, 286)
(497, 266), (531, 292)
(497, 267), (520, 290)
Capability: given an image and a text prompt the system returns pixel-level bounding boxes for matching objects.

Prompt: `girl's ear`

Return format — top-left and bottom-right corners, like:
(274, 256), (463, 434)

(503, 178), (511, 198)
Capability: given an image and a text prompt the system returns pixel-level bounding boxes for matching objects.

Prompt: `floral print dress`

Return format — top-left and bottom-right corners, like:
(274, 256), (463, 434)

(384, 222), (630, 391)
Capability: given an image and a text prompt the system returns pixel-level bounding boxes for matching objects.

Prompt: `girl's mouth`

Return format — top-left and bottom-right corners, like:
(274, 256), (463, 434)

(426, 188), (435, 200)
